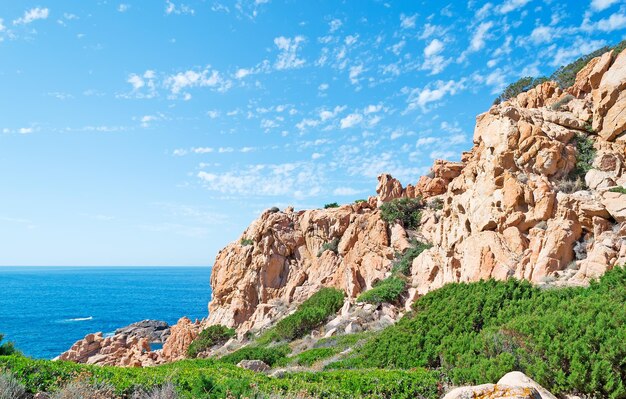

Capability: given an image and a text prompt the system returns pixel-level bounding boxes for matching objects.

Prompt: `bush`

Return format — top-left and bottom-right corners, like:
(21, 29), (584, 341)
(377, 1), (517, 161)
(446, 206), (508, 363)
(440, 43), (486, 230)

(379, 197), (424, 230)
(343, 267), (626, 398)
(131, 382), (178, 399)
(354, 199), (367, 204)
(0, 372), (26, 399)
(495, 76), (549, 103)
(272, 288), (345, 341)
(51, 380), (118, 399)
(220, 344), (291, 367)
(426, 198), (444, 211)
(609, 186), (626, 194)
(324, 202), (340, 209)
(317, 238), (339, 257)
(240, 238), (254, 246)
(569, 133), (596, 181)
(292, 347), (338, 366)
(0, 335), (17, 357)
(186, 325), (236, 358)
(357, 277), (406, 305)
(550, 94), (574, 111)
(550, 46), (610, 89)
(392, 240), (432, 275)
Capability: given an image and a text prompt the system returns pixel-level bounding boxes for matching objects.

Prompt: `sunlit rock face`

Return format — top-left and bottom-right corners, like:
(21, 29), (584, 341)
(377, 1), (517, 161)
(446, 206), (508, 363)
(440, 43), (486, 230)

(207, 49), (626, 333)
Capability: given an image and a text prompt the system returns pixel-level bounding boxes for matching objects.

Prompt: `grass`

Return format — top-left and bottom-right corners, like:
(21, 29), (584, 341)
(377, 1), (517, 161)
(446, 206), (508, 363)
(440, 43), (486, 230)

(0, 356), (441, 399)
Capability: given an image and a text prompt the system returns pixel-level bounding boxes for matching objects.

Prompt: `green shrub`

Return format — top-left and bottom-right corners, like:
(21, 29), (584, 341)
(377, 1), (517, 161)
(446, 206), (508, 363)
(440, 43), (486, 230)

(220, 344), (291, 367)
(392, 240), (432, 275)
(354, 199), (367, 203)
(550, 46), (610, 89)
(186, 325), (236, 358)
(569, 133), (596, 181)
(613, 39), (626, 55)
(426, 198), (444, 210)
(495, 76), (549, 103)
(379, 197), (424, 230)
(550, 94), (574, 111)
(357, 277), (406, 305)
(317, 238), (339, 257)
(0, 335), (17, 357)
(324, 202), (340, 209)
(240, 238), (254, 246)
(609, 186), (626, 194)
(343, 267), (626, 398)
(272, 288), (345, 341)
(292, 347), (338, 366)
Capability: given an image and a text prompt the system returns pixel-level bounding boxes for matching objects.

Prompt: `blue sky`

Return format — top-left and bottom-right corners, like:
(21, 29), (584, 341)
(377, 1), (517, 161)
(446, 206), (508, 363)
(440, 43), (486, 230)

(1, 0), (625, 266)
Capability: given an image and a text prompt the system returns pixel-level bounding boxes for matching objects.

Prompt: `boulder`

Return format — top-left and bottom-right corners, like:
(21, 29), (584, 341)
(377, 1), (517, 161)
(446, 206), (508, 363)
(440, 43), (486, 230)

(237, 359), (270, 372)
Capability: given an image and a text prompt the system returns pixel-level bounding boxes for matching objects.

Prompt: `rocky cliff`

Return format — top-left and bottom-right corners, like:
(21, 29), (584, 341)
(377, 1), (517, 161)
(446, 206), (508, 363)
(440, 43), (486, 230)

(207, 49), (626, 334)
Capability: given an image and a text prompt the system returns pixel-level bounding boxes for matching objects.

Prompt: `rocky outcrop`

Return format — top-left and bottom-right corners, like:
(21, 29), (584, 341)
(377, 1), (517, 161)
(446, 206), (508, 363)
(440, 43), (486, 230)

(161, 317), (202, 361)
(237, 359), (270, 372)
(444, 372), (556, 399)
(207, 48), (626, 334)
(114, 320), (170, 343)
(58, 332), (160, 367)
(207, 203), (399, 332)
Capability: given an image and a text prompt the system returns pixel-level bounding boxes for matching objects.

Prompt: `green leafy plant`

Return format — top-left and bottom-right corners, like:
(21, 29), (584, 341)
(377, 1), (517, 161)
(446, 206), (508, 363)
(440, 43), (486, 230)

(550, 46), (610, 88)
(609, 186), (626, 194)
(291, 347), (338, 366)
(0, 335), (17, 357)
(324, 202), (340, 209)
(187, 325), (236, 359)
(549, 94), (574, 111)
(569, 133), (596, 181)
(379, 197), (424, 230)
(341, 266), (626, 399)
(357, 277), (406, 305)
(392, 240), (432, 275)
(317, 238), (339, 257)
(220, 344), (291, 367)
(240, 238), (254, 246)
(354, 199), (367, 204)
(272, 287), (344, 341)
(495, 76), (549, 103)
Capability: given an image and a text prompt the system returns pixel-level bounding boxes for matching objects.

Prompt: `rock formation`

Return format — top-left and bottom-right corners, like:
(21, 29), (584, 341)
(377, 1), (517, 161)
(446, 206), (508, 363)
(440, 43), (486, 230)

(160, 317), (202, 361)
(207, 48), (626, 333)
(443, 371), (556, 399)
(114, 320), (170, 343)
(58, 332), (159, 367)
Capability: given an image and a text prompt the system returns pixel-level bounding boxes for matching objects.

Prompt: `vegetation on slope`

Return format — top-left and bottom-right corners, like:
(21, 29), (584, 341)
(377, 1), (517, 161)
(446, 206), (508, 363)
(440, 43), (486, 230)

(379, 197), (423, 230)
(334, 266), (626, 398)
(187, 325), (236, 359)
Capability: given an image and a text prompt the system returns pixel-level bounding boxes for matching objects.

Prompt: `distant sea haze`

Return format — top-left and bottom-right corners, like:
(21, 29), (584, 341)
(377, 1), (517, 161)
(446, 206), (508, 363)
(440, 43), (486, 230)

(0, 266), (211, 359)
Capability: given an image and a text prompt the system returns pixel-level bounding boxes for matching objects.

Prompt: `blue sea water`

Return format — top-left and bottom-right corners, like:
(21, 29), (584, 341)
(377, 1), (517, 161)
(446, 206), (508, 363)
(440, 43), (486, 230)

(0, 267), (212, 359)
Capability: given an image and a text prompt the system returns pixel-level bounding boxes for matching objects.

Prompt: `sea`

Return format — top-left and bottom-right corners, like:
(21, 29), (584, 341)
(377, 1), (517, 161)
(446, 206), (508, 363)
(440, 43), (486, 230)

(0, 266), (212, 360)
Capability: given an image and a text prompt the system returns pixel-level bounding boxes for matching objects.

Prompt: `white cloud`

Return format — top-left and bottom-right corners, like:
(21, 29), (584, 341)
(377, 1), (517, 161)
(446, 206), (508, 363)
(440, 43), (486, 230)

(118, 4), (130, 12)
(470, 21), (493, 51)
(165, 1), (195, 15)
(311, 152), (324, 160)
(164, 67), (230, 95)
(18, 127), (33, 134)
(416, 137), (438, 146)
(596, 13), (626, 32)
(192, 147), (214, 154)
(591, 0), (620, 11)
(13, 7), (49, 25)
(329, 18), (342, 32)
(128, 74), (145, 90)
(424, 39), (444, 57)
(551, 38), (606, 66)
(274, 36), (306, 70)
(235, 68), (252, 79)
(197, 162), (325, 198)
(207, 110), (219, 119)
(173, 149), (188, 156)
(422, 39), (449, 74)
(406, 79), (465, 112)
(0, 19), (5, 31)
(318, 83), (329, 91)
(340, 113), (363, 129)
(333, 187), (361, 196)
(498, 0), (531, 14)
(530, 26), (554, 44)
(400, 13), (417, 29)
(140, 115), (158, 128)
(320, 105), (346, 121)
(349, 64), (365, 84)
(218, 147), (234, 153)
